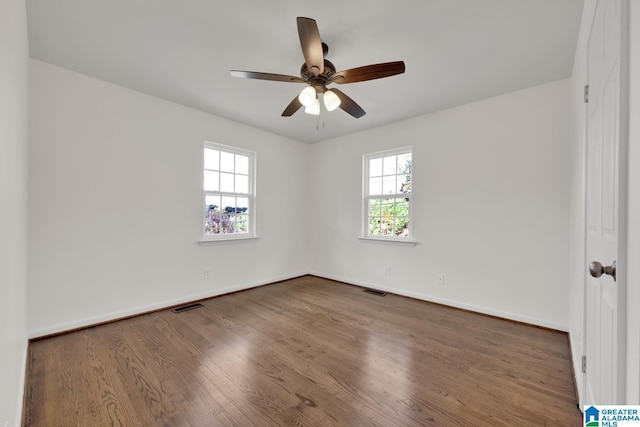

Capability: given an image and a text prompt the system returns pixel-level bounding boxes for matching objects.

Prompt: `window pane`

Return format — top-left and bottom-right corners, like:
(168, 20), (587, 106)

(204, 170), (219, 191)
(380, 217), (394, 235)
(383, 155), (396, 175)
(395, 198), (409, 217)
(205, 193), (223, 235)
(220, 151), (235, 173)
(220, 172), (234, 192)
(236, 197), (249, 211)
(399, 174), (411, 194)
(395, 218), (409, 236)
(382, 175), (396, 194)
(236, 214), (248, 233)
(397, 153), (411, 174)
(368, 217), (381, 235)
(368, 198), (381, 216)
(204, 148), (219, 171)
(369, 158), (383, 177)
(369, 177), (382, 195)
(205, 211), (221, 235)
(205, 194), (220, 211)
(235, 175), (249, 194)
(221, 214), (236, 234)
(221, 196), (236, 212)
(235, 155), (249, 175)
(381, 199), (394, 216)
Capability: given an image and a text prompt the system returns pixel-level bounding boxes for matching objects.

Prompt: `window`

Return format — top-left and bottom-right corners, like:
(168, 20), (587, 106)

(363, 147), (412, 239)
(203, 142), (255, 239)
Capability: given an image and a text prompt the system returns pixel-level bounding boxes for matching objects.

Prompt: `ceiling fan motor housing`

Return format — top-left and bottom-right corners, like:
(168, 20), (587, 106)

(300, 59), (336, 90)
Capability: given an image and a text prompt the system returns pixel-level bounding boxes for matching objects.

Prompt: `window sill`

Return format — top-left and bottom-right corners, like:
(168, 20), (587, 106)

(358, 237), (417, 247)
(198, 236), (259, 246)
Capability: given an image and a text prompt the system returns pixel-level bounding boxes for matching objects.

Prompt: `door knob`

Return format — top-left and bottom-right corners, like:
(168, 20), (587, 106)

(589, 260), (616, 281)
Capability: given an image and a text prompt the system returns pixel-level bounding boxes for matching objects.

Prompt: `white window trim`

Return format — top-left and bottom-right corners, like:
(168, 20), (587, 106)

(198, 236), (259, 246)
(358, 236), (417, 246)
(199, 141), (257, 244)
(362, 146), (414, 244)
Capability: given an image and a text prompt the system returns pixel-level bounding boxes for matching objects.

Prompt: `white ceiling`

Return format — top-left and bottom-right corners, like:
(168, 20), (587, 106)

(26, 0), (584, 143)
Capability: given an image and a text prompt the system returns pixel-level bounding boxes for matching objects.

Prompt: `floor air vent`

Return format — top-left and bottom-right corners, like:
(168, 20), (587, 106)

(363, 289), (387, 297)
(171, 302), (204, 313)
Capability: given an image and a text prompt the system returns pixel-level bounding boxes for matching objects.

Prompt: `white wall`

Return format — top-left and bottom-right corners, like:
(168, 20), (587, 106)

(28, 60), (311, 336)
(0, 0), (29, 425)
(309, 79), (571, 330)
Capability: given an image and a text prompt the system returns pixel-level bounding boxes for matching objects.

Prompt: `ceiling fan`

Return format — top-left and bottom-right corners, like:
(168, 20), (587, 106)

(231, 17), (406, 119)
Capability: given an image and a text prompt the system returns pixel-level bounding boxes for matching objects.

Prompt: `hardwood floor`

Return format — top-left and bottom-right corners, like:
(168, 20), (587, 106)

(24, 276), (582, 426)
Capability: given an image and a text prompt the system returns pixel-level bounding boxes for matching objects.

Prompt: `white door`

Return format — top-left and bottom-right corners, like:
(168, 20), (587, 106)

(584, 0), (628, 405)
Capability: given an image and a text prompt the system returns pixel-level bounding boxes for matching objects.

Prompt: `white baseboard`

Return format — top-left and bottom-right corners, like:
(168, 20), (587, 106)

(309, 271), (569, 332)
(28, 271), (307, 339)
(28, 270), (569, 339)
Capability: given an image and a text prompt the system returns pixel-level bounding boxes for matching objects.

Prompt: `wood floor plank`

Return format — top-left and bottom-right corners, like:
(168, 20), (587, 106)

(132, 314), (240, 426)
(24, 276), (582, 426)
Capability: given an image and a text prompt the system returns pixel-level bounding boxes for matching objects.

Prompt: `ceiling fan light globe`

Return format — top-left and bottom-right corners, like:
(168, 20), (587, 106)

(298, 86), (317, 107)
(323, 90), (341, 111)
(304, 98), (320, 115)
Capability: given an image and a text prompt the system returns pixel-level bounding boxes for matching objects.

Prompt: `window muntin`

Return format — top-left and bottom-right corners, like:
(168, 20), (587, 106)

(364, 148), (412, 238)
(204, 143), (255, 238)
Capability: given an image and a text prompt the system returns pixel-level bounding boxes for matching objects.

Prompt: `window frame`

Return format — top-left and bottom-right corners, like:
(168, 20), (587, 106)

(201, 141), (257, 242)
(362, 146), (414, 243)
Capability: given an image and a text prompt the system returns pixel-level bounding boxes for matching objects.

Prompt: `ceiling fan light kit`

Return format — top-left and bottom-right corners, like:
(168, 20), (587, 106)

(231, 17), (405, 119)
(298, 86), (317, 107)
(323, 90), (341, 111)
(304, 98), (321, 115)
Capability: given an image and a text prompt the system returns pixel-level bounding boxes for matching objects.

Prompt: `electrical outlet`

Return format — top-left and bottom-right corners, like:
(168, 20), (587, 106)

(203, 269), (210, 279)
(384, 266), (391, 276)
(437, 274), (445, 286)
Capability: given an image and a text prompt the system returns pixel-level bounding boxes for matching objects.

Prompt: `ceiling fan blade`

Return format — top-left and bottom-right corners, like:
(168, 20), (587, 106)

(297, 17), (324, 77)
(330, 61), (406, 84)
(331, 88), (366, 118)
(281, 96), (303, 117)
(231, 70), (305, 83)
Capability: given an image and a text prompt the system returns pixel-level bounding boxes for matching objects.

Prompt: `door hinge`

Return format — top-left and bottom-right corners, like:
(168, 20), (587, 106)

(584, 85), (589, 103)
(582, 355), (587, 373)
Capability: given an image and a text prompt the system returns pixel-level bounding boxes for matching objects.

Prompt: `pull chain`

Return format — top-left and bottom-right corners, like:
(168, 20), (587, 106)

(315, 111), (326, 131)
